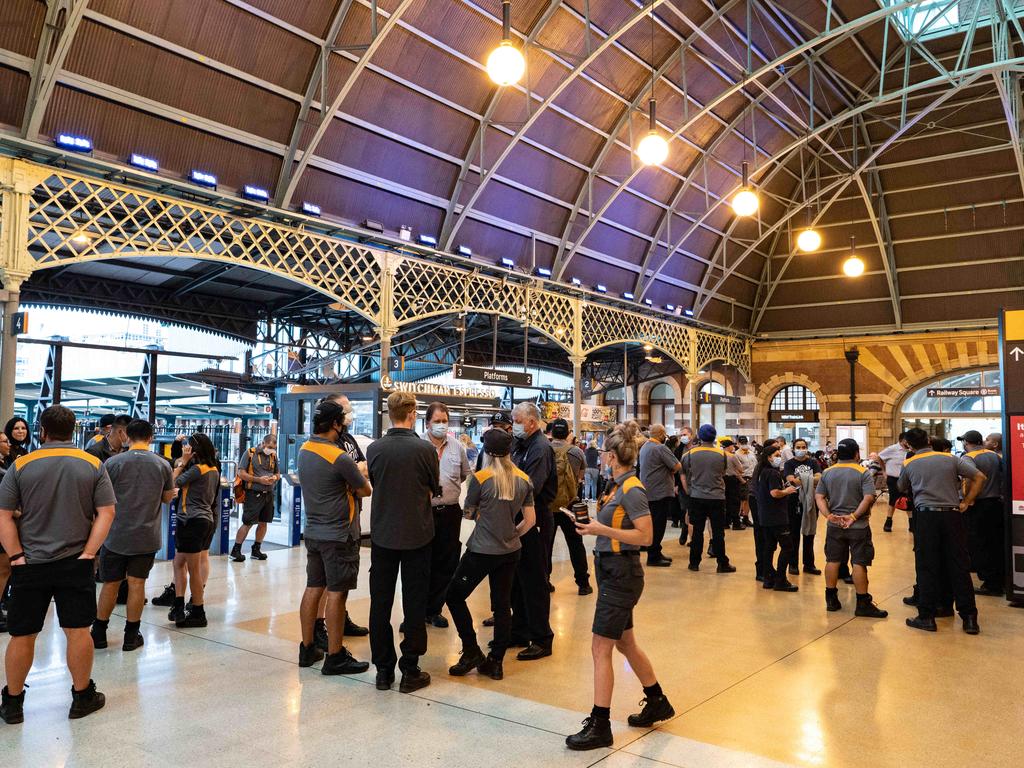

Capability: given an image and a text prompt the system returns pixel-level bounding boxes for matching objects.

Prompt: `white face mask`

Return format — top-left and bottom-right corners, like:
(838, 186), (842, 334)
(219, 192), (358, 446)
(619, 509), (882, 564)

(263, 447), (274, 456)
(343, 411), (354, 426)
(429, 422), (448, 439)
(512, 423), (527, 439)
(795, 449), (807, 459)
(680, 435), (690, 445)
(771, 456), (784, 468)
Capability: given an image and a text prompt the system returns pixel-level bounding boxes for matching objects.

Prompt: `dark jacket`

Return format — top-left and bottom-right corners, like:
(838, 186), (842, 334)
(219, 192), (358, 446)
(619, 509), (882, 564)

(512, 429), (557, 516)
(366, 427), (440, 550)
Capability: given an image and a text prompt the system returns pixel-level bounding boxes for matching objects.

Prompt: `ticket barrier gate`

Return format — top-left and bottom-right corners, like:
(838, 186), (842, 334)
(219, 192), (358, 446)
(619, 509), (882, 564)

(157, 479), (233, 560)
(266, 472), (303, 547)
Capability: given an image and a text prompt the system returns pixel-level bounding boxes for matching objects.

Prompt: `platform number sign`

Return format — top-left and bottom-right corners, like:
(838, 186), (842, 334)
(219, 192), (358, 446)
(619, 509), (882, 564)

(9, 312), (27, 336)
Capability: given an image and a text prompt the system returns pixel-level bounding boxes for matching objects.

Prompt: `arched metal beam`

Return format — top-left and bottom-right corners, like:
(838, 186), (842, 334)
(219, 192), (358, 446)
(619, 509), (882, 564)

(441, 0), (674, 251)
(280, 0), (417, 208)
(273, 0), (357, 207)
(22, 0), (89, 139)
(557, 2), (921, 280)
(437, 0), (563, 246)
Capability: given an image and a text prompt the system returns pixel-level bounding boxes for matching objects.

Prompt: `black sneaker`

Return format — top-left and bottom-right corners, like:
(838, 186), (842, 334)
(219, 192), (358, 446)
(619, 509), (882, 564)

(478, 655), (503, 680)
(647, 558), (672, 568)
(773, 581), (799, 592)
(962, 615), (980, 635)
(687, 563), (700, 572)
(482, 615), (496, 627)
(565, 716), (613, 750)
(90, 623), (108, 650)
(627, 694), (675, 727)
(321, 648), (370, 676)
(375, 667), (395, 690)
(314, 620), (329, 652)
(229, 544), (246, 563)
(448, 646), (485, 676)
(250, 543), (268, 561)
(167, 604), (185, 623)
(1, 685), (24, 725)
(68, 680), (105, 720)
(399, 667), (431, 693)
(122, 633), (145, 652)
(151, 584), (176, 607)
(825, 589), (842, 612)
(426, 614), (449, 628)
(804, 566), (822, 575)
(578, 584), (594, 596)
(176, 607), (208, 628)
(883, 518), (893, 533)
(854, 594), (888, 619)
(344, 614), (369, 637)
(906, 616), (937, 632)
(516, 642), (552, 661)
(716, 563), (737, 573)
(298, 642), (324, 668)
(788, 565), (799, 576)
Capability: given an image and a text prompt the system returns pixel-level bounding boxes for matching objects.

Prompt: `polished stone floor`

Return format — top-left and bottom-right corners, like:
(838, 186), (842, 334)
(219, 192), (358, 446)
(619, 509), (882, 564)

(2, 501), (1022, 767)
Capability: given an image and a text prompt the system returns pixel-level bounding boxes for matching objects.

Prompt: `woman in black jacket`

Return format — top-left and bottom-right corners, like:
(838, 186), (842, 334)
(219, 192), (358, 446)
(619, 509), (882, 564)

(754, 442), (800, 592)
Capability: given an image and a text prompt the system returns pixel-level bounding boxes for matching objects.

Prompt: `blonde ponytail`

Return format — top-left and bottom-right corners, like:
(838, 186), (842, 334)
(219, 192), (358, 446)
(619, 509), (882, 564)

(483, 451), (517, 500)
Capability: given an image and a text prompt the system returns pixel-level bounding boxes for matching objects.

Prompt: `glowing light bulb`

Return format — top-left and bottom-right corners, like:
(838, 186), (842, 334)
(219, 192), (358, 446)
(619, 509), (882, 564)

(71, 233), (91, 246)
(843, 255), (865, 277)
(732, 188), (759, 217)
(636, 131), (669, 166)
(796, 228), (822, 253)
(486, 41), (525, 86)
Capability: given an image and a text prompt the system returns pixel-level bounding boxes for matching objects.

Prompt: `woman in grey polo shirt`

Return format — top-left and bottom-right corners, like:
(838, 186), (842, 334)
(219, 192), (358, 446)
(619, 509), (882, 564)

(566, 423), (674, 751)
(446, 428), (535, 681)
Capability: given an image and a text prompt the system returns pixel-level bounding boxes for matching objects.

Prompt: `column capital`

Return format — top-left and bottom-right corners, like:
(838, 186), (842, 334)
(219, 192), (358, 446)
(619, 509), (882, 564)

(0, 269), (30, 293)
(568, 354), (586, 367)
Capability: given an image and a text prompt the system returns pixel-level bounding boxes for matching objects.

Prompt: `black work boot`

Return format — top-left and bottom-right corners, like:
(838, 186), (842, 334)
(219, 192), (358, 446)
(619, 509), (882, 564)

(906, 616), (937, 632)
(1, 686), (25, 724)
(344, 613), (369, 637)
(399, 667), (431, 693)
(883, 517), (893, 533)
(176, 605), (207, 628)
(962, 615), (980, 635)
(566, 716), (613, 750)
(298, 641), (324, 668)
(322, 648), (370, 676)
(229, 543), (246, 563)
(90, 620), (109, 649)
(151, 583), (176, 606)
(854, 593), (888, 618)
(825, 588), (842, 612)
(122, 632), (145, 652)
(903, 585), (919, 606)
(250, 542), (268, 561)
(68, 680), (105, 720)
(627, 695), (675, 727)
(314, 618), (329, 652)
(478, 655), (503, 680)
(448, 646), (486, 676)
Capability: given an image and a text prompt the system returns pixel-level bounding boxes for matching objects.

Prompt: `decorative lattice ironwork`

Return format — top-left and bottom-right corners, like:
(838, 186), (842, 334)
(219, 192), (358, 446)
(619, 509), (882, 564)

(729, 337), (751, 381)
(25, 171), (384, 322)
(695, 331), (730, 373)
(580, 303), (691, 369)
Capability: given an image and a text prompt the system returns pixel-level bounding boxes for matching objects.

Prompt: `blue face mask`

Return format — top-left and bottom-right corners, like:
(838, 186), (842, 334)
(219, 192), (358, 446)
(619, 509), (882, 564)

(795, 449), (808, 459)
(771, 456), (784, 468)
(680, 435), (690, 445)
(512, 423), (527, 439)
(429, 423), (448, 439)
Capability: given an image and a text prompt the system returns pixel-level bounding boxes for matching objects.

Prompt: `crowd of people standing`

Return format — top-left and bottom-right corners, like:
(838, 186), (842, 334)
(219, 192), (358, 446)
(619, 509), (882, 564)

(0, 399), (1009, 752)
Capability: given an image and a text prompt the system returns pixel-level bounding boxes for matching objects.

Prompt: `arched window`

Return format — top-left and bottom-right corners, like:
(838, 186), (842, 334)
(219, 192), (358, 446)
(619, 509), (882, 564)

(900, 368), (1001, 440)
(697, 380), (726, 438)
(604, 386), (625, 423)
(767, 384), (820, 449)
(648, 382), (676, 432)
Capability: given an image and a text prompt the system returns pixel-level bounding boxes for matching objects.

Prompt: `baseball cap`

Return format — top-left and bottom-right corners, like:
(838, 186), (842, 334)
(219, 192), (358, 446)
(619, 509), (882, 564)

(957, 429), (983, 444)
(697, 423), (717, 443)
(737, 436), (748, 445)
(490, 411), (512, 426)
(836, 437), (859, 460)
(313, 398), (345, 426)
(99, 413), (116, 428)
(482, 427), (513, 457)
(550, 418), (570, 439)
(719, 438), (735, 449)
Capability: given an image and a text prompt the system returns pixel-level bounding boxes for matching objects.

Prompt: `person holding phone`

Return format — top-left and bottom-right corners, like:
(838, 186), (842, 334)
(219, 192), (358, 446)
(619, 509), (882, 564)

(566, 423), (674, 751)
(445, 428), (535, 681)
(754, 442), (800, 592)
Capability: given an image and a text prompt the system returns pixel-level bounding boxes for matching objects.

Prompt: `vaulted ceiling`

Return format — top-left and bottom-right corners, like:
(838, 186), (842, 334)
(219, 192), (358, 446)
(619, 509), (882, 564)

(1, 0), (1022, 337)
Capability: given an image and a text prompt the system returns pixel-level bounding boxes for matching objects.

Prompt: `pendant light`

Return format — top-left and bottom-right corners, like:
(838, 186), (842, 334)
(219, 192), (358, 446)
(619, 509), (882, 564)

(796, 148), (821, 252)
(635, 2), (668, 166)
(842, 236), (865, 277)
(486, 1), (526, 86)
(732, 161), (759, 217)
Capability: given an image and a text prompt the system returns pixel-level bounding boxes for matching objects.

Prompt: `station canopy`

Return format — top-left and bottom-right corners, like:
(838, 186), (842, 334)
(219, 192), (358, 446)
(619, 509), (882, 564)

(2, 0), (1023, 342)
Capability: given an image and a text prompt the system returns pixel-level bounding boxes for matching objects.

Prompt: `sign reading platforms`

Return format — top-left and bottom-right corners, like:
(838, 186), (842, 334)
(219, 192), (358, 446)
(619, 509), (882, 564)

(1000, 308), (1024, 604)
(453, 364), (533, 387)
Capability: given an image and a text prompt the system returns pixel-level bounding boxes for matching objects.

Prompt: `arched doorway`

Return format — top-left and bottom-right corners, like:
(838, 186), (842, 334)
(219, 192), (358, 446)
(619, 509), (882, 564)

(696, 380), (727, 437)
(899, 368), (1001, 440)
(648, 382), (676, 432)
(767, 384), (821, 448)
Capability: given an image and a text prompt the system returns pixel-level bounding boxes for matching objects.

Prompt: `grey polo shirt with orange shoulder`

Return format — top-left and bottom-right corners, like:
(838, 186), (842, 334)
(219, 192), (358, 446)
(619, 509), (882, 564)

(680, 444), (727, 500)
(463, 465), (534, 555)
(816, 462), (875, 529)
(0, 440), (116, 563)
(297, 436), (367, 542)
(595, 470), (650, 553)
(963, 448), (1002, 499)
(896, 449), (979, 509)
(175, 462), (220, 522)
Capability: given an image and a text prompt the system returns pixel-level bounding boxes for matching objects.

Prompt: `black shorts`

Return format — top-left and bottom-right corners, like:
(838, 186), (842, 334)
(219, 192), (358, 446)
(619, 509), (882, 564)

(592, 552), (644, 640)
(6, 554), (96, 636)
(98, 547), (157, 581)
(886, 476), (901, 505)
(305, 537), (360, 592)
(242, 491), (275, 525)
(176, 517), (214, 554)
(825, 526), (875, 566)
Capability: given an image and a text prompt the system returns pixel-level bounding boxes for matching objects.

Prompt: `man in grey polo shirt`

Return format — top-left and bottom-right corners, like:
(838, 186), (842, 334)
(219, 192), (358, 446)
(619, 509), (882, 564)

(422, 401), (470, 628)
(680, 424), (735, 573)
(0, 405), (115, 724)
(815, 438), (886, 619)
(91, 419), (175, 653)
(638, 424), (681, 567)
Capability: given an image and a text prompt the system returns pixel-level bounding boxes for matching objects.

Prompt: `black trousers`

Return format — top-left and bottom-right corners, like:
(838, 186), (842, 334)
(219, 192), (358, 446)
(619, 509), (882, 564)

(914, 509), (977, 619)
(725, 476), (743, 527)
(971, 497), (1005, 588)
(369, 541), (431, 673)
(762, 524), (797, 586)
(538, 510), (555, 578)
(446, 550), (520, 659)
(548, 511), (590, 586)
(688, 497), (728, 567)
(786, 498), (816, 571)
(749, 495), (768, 579)
(645, 497), (674, 562)
(510, 526), (554, 646)
(426, 504), (463, 616)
